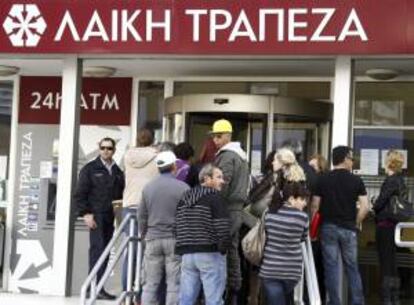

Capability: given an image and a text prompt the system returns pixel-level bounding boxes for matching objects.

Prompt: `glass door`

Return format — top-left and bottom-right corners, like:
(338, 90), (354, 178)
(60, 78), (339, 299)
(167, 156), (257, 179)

(272, 121), (318, 162)
(185, 113), (268, 172)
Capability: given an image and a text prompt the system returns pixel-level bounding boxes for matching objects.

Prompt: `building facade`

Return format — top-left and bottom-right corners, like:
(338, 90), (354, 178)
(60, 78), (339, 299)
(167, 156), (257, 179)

(0, 1), (413, 303)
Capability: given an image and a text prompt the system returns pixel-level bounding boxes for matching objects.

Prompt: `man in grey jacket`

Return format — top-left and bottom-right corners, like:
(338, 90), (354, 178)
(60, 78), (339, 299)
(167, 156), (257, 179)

(211, 119), (250, 305)
(139, 151), (190, 305)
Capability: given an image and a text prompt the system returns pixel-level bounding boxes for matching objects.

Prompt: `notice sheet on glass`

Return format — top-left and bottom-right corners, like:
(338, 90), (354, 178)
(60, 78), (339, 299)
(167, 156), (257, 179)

(360, 149), (379, 175)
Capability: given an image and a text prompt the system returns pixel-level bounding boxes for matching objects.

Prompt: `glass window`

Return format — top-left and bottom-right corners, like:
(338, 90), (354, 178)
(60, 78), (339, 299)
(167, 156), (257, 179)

(353, 129), (414, 176)
(353, 81), (414, 305)
(138, 81), (164, 143)
(355, 82), (414, 126)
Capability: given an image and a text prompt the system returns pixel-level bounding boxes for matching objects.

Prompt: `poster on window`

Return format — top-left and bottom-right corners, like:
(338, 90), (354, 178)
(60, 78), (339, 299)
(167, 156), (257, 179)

(381, 149), (408, 169)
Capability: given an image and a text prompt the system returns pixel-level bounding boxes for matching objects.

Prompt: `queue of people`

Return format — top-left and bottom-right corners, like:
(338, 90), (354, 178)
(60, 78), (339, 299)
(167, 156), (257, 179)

(74, 119), (408, 305)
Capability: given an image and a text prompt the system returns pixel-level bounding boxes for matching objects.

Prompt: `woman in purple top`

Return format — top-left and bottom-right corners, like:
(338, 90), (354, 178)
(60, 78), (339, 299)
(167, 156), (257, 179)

(174, 143), (198, 187)
(373, 150), (405, 305)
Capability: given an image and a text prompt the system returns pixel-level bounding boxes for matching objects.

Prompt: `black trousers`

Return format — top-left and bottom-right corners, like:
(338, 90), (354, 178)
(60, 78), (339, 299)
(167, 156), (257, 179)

(376, 225), (398, 278)
(89, 212), (115, 282)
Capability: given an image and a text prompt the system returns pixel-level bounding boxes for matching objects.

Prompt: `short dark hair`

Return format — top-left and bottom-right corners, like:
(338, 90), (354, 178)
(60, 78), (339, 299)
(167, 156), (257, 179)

(159, 164), (175, 174)
(174, 143), (194, 160)
(137, 128), (154, 147)
(99, 137), (116, 148)
(282, 181), (310, 201)
(332, 146), (352, 166)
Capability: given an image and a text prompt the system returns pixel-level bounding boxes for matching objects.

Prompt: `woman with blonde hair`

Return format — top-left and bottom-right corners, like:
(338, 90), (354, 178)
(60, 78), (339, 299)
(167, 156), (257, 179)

(248, 148), (305, 217)
(246, 148), (305, 305)
(373, 149), (405, 305)
(273, 147), (306, 182)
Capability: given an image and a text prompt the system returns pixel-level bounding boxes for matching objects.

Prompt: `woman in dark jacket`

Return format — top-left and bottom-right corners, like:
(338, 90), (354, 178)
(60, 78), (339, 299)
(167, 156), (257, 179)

(373, 149), (405, 305)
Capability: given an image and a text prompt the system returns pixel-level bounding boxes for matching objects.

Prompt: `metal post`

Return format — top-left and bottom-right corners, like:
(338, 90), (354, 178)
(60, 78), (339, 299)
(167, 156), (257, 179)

(126, 217), (135, 305)
(134, 235), (143, 300)
(331, 56), (353, 148)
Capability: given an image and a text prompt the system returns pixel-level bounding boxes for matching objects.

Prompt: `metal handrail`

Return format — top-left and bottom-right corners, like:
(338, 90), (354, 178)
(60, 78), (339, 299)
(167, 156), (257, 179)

(303, 237), (321, 305)
(293, 236), (321, 305)
(80, 213), (141, 305)
(395, 222), (414, 248)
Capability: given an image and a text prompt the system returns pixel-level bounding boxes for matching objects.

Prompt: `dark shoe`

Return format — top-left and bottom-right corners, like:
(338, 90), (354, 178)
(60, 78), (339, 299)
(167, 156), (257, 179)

(391, 277), (401, 305)
(382, 276), (393, 305)
(97, 290), (116, 300)
(225, 290), (239, 305)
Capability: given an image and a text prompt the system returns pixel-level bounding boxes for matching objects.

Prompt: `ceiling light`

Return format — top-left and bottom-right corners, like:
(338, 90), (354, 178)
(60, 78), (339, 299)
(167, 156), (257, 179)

(365, 68), (399, 81)
(83, 66), (116, 77)
(0, 65), (19, 76)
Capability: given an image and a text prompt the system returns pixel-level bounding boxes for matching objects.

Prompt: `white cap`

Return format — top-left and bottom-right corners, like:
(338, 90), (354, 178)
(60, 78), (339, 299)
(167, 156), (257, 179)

(155, 151), (177, 168)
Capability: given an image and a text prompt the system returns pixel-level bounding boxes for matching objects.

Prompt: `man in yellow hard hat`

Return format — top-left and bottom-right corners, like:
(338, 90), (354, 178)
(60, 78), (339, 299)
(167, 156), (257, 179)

(210, 119), (250, 305)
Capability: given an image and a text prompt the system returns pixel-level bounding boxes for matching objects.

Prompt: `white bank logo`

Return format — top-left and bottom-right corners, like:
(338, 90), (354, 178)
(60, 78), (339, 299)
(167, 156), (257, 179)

(3, 4), (47, 47)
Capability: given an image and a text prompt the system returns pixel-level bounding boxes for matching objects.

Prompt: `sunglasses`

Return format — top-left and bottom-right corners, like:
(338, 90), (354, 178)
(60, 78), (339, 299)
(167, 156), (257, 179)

(100, 146), (114, 151)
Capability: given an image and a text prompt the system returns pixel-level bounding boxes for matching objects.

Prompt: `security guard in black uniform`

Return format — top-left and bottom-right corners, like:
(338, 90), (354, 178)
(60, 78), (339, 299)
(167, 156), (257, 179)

(75, 137), (125, 300)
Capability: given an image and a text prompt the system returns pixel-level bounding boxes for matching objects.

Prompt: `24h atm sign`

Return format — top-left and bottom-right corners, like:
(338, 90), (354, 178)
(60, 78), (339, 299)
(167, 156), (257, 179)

(0, 0), (413, 55)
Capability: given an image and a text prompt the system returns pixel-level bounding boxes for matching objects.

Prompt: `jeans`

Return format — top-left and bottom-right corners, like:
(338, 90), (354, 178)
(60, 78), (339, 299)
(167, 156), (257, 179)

(142, 238), (181, 305)
(122, 207), (140, 296)
(227, 210), (243, 291)
(179, 252), (227, 305)
(262, 278), (297, 305)
(320, 223), (364, 305)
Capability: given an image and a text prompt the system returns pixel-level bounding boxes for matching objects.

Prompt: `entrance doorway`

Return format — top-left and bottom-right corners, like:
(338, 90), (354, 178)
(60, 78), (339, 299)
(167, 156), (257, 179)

(163, 93), (332, 175)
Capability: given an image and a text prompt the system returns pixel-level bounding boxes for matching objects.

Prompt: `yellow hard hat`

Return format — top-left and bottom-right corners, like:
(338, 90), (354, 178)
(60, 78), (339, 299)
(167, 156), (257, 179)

(210, 119), (233, 134)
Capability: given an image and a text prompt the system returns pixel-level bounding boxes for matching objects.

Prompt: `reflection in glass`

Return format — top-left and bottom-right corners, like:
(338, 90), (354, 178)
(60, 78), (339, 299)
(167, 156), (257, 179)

(138, 81), (164, 144)
(355, 82), (414, 126)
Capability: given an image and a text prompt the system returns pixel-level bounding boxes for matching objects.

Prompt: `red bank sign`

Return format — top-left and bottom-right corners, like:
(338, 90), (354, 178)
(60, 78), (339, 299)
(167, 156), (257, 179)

(0, 0), (412, 55)
(19, 77), (132, 125)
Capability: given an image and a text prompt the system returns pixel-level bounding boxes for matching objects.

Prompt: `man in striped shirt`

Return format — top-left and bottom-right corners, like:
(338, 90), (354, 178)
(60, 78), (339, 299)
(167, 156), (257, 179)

(175, 163), (231, 305)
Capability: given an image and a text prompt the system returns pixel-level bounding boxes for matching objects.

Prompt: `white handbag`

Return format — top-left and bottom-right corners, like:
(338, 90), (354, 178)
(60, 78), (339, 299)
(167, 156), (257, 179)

(241, 209), (267, 266)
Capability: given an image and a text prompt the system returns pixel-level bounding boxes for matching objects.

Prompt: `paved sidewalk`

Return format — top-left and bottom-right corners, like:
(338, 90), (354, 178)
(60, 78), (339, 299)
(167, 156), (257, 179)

(0, 293), (115, 305)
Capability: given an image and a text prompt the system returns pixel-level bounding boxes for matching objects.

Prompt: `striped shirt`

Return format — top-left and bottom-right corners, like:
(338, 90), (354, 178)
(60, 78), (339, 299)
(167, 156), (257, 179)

(175, 186), (231, 255)
(259, 205), (309, 281)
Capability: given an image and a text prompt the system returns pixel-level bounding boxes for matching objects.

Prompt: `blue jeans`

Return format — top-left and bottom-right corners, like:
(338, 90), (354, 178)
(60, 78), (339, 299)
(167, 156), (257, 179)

(262, 278), (297, 305)
(179, 252), (227, 305)
(320, 223), (365, 305)
(122, 207), (139, 295)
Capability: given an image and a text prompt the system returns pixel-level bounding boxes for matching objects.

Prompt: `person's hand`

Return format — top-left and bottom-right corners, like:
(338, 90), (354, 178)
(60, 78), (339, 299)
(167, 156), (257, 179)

(83, 214), (97, 230)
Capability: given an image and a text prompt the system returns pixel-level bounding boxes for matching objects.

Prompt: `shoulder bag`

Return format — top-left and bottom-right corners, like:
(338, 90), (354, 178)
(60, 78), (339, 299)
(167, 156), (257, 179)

(386, 179), (414, 222)
(242, 208), (267, 266)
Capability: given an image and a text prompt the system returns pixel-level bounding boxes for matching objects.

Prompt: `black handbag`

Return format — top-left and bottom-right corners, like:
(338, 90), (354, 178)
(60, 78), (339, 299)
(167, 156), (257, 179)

(386, 181), (414, 222)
